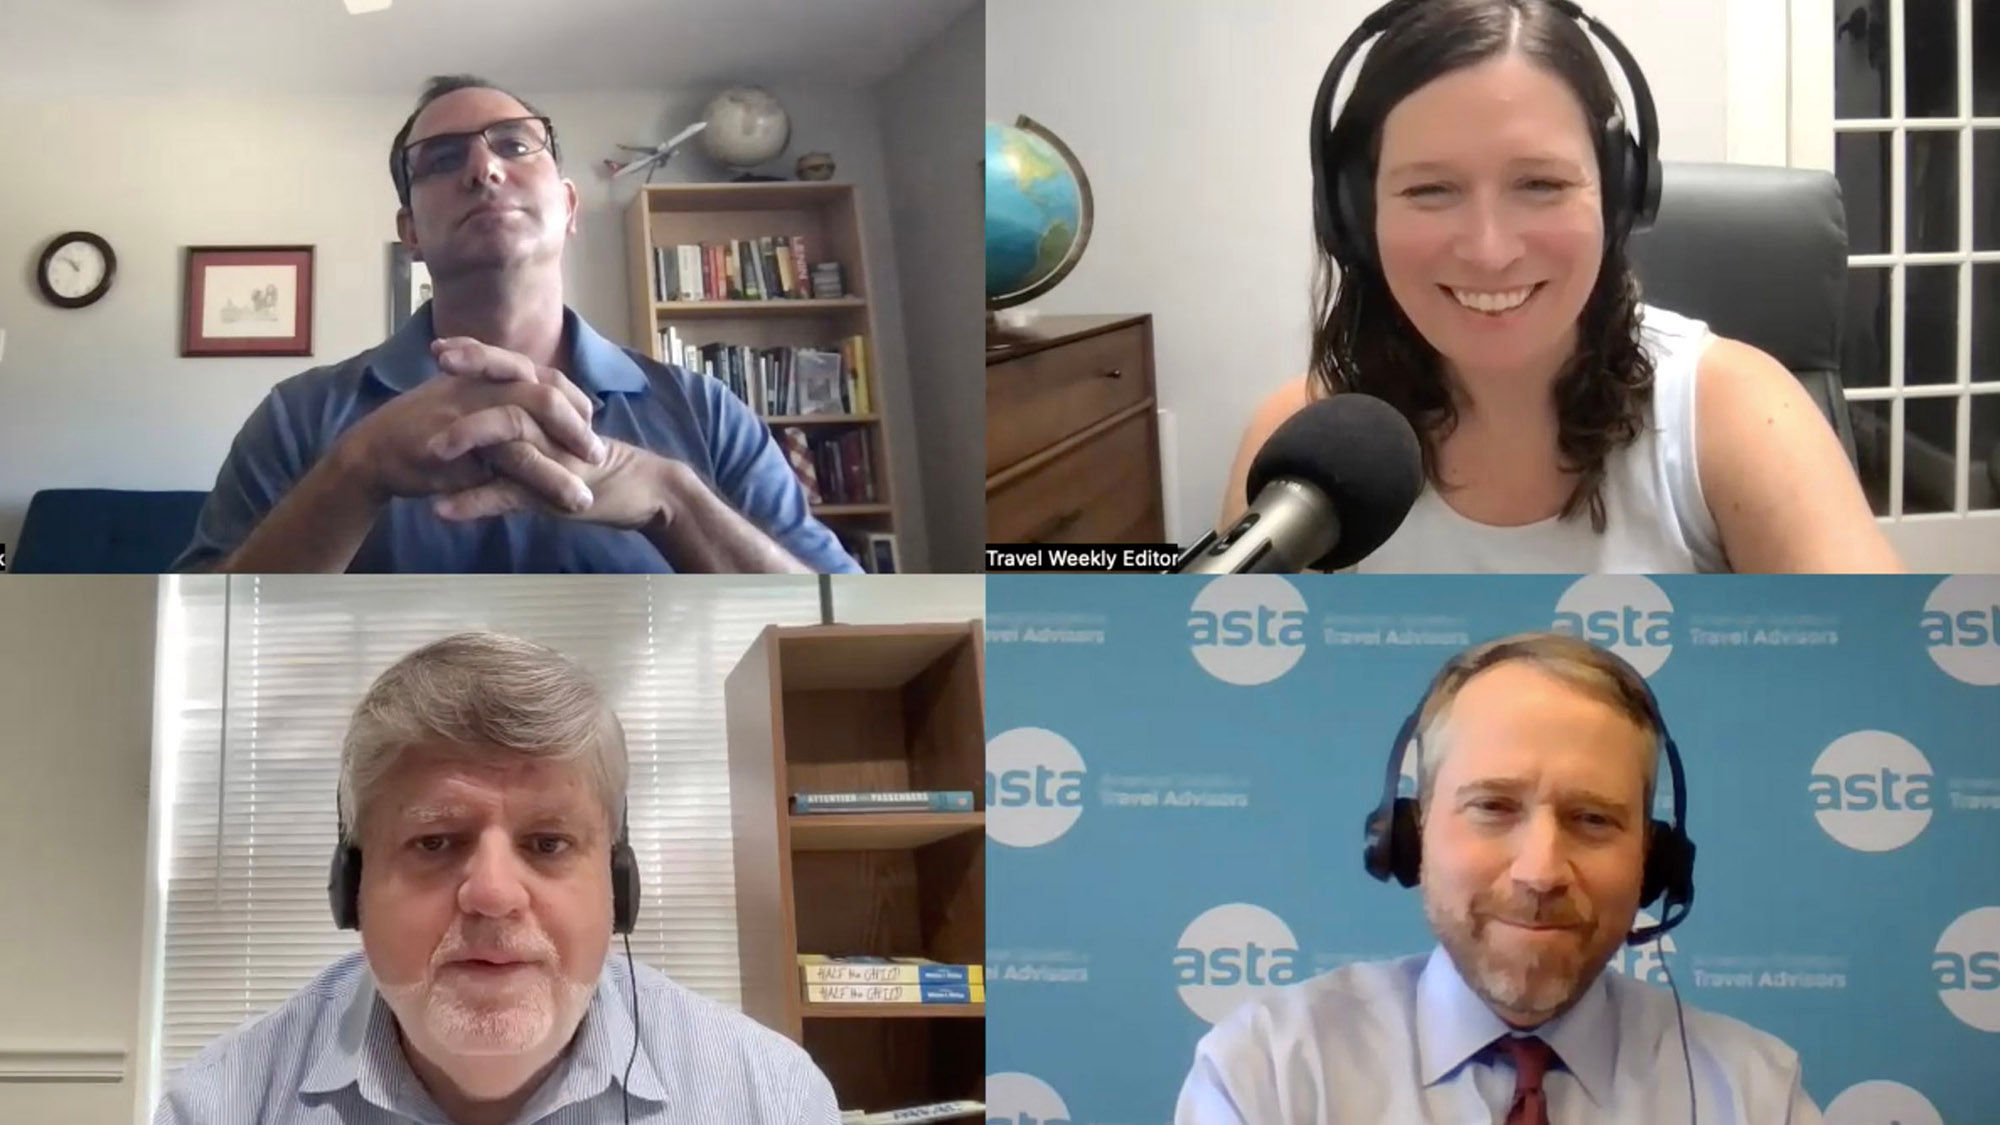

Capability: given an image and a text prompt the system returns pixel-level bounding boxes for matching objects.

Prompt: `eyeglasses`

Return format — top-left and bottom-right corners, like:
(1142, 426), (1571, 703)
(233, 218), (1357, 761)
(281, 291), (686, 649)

(402, 115), (556, 184)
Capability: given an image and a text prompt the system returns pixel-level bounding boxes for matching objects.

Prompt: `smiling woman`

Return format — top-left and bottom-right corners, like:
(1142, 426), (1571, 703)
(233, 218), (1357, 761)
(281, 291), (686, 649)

(1218, 0), (1905, 575)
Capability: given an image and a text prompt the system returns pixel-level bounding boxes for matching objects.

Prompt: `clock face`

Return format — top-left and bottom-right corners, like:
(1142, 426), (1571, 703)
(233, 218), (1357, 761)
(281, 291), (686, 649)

(47, 240), (108, 300)
(38, 233), (117, 308)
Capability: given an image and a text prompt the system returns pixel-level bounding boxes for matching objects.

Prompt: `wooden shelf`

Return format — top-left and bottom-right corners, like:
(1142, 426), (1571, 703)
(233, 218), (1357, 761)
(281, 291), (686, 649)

(813, 503), (891, 518)
(726, 622), (985, 1112)
(765, 413), (879, 425)
(802, 1003), (985, 1019)
(653, 298), (867, 317)
(774, 624), (976, 690)
(789, 812), (984, 852)
(626, 181), (898, 549)
(638, 180), (856, 211)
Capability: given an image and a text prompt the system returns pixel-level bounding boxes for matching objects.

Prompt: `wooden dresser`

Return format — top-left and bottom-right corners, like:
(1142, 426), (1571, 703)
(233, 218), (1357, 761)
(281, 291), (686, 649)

(986, 313), (1166, 546)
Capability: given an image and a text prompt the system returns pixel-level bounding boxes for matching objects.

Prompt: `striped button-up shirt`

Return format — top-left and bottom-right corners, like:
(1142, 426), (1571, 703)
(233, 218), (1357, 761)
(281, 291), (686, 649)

(154, 950), (841, 1124)
(1175, 945), (1822, 1124)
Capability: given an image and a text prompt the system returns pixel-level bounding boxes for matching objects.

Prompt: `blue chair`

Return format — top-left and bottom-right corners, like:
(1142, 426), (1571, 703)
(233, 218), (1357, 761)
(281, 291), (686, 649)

(11, 489), (210, 573)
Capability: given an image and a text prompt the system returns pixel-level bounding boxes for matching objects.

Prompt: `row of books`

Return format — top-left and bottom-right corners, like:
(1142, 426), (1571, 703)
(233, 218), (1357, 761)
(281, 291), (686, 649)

(805, 980), (985, 1004)
(799, 955), (985, 1006)
(800, 954), (984, 985)
(657, 327), (872, 417)
(791, 790), (974, 814)
(782, 425), (879, 507)
(650, 236), (840, 303)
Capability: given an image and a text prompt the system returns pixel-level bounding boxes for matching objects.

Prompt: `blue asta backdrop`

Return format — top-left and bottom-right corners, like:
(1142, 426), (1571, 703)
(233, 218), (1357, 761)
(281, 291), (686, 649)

(983, 575), (2000, 1125)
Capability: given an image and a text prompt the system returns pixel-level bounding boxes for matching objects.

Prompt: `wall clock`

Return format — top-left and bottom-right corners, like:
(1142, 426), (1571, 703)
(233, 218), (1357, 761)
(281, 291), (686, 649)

(37, 231), (117, 309)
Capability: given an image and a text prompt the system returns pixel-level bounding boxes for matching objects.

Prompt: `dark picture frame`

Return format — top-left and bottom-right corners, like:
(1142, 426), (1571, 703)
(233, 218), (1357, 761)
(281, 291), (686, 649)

(181, 245), (314, 357)
(865, 531), (900, 573)
(388, 242), (434, 333)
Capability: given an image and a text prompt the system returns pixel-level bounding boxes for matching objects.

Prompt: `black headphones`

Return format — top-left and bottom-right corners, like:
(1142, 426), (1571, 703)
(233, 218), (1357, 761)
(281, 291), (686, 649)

(329, 802), (643, 935)
(1309, 0), (1664, 269)
(1360, 644), (1696, 947)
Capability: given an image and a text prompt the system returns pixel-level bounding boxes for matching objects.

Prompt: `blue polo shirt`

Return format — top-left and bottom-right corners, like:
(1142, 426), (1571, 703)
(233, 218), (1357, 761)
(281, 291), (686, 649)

(172, 304), (862, 573)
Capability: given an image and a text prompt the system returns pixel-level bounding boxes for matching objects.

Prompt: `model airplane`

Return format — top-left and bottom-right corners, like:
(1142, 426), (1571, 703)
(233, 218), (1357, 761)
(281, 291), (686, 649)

(602, 121), (710, 181)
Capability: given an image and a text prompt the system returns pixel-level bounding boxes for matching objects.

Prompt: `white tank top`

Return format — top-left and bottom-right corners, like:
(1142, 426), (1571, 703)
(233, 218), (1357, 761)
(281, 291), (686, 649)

(1351, 304), (1728, 573)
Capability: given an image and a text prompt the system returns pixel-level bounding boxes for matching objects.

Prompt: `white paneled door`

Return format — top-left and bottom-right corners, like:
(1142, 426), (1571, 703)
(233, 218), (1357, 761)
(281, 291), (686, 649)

(1792, 0), (2000, 569)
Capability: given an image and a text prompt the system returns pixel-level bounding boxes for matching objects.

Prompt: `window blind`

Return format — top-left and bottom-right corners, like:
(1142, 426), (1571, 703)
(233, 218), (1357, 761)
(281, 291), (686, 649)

(827, 574), (993, 626)
(155, 574), (856, 1078)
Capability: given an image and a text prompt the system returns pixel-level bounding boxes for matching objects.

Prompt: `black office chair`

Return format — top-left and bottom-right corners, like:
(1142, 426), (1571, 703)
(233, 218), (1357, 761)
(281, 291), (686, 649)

(1627, 161), (1858, 467)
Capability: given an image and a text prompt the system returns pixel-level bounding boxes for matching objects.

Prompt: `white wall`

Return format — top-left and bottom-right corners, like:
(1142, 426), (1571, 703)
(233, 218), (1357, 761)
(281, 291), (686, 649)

(986, 0), (1737, 541)
(0, 83), (934, 565)
(0, 576), (158, 1125)
(875, 1), (985, 574)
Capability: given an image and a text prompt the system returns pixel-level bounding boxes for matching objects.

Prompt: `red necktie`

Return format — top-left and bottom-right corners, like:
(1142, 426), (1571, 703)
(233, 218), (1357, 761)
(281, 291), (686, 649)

(1490, 1035), (1559, 1125)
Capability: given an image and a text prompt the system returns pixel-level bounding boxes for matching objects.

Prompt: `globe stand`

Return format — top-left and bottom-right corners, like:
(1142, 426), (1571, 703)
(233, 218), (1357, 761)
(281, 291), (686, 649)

(986, 310), (1040, 351)
(728, 173), (787, 183)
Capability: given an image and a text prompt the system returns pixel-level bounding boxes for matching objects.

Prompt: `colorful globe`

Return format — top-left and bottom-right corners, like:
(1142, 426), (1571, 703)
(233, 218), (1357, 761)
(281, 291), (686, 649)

(985, 118), (1093, 309)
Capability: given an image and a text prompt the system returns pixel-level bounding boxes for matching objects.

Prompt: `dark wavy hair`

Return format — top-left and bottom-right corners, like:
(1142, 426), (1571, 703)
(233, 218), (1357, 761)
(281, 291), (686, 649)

(1311, 0), (1653, 532)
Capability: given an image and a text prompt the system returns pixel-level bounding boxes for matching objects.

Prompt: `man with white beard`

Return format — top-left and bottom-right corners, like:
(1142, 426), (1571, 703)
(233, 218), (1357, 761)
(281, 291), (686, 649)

(1174, 632), (1825, 1124)
(154, 632), (839, 1125)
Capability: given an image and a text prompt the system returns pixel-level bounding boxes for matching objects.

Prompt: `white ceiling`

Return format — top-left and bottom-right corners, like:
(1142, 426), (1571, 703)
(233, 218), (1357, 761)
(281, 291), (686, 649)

(0, 0), (979, 97)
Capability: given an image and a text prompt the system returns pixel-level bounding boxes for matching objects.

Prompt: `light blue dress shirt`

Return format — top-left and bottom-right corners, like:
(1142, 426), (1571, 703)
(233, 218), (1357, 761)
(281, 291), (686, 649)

(171, 303), (861, 573)
(1175, 946), (1823, 1125)
(154, 950), (840, 1125)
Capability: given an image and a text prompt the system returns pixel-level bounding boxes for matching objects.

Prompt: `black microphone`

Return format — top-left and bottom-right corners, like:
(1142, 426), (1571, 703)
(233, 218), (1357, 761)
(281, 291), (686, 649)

(1171, 393), (1422, 573)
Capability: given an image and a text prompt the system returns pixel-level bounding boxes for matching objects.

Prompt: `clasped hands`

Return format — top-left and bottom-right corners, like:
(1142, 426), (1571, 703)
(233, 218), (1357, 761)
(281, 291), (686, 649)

(335, 336), (682, 532)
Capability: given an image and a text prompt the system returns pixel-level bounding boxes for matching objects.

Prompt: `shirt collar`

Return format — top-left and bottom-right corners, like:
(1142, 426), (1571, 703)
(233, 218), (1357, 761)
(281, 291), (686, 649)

(298, 967), (433, 1116)
(1415, 944), (1616, 1108)
(363, 301), (651, 398)
(299, 956), (668, 1116)
(519, 955), (669, 1116)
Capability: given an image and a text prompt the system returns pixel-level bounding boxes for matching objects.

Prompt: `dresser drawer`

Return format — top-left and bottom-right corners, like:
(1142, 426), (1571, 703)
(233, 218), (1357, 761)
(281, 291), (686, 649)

(987, 407), (1164, 544)
(987, 323), (1151, 474)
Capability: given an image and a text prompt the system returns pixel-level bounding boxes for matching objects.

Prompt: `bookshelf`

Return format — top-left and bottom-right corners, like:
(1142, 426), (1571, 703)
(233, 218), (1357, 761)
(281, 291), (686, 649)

(626, 182), (901, 569)
(725, 623), (985, 1115)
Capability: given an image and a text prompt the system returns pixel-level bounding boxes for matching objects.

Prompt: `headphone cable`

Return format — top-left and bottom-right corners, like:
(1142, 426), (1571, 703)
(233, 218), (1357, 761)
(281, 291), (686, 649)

(623, 931), (639, 1125)
(1654, 937), (1698, 1125)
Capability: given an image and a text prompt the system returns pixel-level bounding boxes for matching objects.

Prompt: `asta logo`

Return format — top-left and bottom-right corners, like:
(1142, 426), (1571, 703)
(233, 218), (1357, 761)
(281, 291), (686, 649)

(1187, 575), (1309, 686)
(1933, 905), (2000, 1032)
(1921, 575), (2000, 686)
(1823, 1080), (1942, 1125)
(984, 1072), (1072, 1125)
(1605, 911), (1678, 986)
(985, 728), (1086, 849)
(1809, 731), (1934, 852)
(1551, 575), (1674, 677)
(1174, 903), (1304, 1024)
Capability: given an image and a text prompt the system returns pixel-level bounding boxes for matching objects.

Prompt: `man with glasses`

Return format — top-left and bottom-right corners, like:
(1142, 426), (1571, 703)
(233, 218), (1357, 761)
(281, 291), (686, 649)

(173, 76), (860, 574)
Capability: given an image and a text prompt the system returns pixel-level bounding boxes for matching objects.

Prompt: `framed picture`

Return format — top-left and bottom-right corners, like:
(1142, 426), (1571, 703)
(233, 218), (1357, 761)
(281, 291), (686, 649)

(181, 245), (314, 357)
(864, 531), (899, 574)
(794, 348), (847, 415)
(389, 242), (433, 332)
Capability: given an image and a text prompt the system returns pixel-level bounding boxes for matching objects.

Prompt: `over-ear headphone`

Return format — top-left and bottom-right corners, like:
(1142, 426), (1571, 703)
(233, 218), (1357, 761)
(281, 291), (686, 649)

(1309, 0), (1663, 269)
(1360, 644), (1696, 947)
(329, 802), (643, 935)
